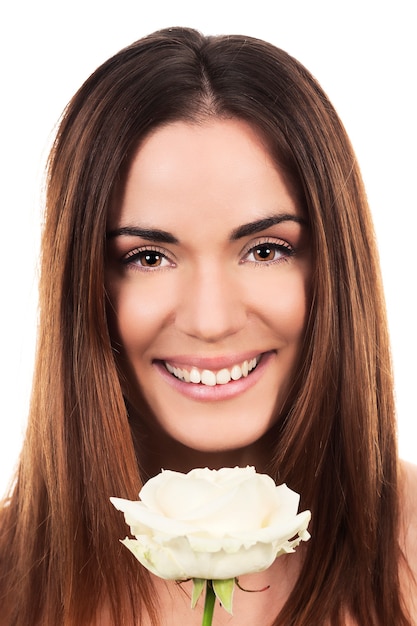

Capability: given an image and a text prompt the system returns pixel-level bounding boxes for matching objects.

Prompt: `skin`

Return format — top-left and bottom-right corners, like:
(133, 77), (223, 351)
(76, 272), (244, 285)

(400, 461), (417, 621)
(97, 469), (417, 625)
(106, 118), (311, 475)
(102, 118), (417, 624)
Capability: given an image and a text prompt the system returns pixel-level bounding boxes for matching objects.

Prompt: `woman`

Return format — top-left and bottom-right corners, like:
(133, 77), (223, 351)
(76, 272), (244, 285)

(0, 27), (415, 625)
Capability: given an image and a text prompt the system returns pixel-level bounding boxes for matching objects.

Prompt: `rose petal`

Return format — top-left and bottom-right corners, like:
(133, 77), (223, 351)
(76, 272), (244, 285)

(111, 467), (311, 582)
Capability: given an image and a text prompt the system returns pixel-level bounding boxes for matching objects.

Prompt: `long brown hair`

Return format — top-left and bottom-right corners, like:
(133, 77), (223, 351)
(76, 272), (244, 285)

(0, 27), (411, 625)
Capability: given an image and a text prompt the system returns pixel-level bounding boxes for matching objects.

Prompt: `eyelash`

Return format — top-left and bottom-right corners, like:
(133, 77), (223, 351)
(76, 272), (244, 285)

(122, 246), (175, 271)
(121, 237), (295, 271)
(240, 237), (295, 265)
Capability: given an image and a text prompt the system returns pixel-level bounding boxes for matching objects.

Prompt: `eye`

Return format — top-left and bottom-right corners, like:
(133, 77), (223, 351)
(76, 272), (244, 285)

(122, 247), (174, 271)
(241, 238), (295, 265)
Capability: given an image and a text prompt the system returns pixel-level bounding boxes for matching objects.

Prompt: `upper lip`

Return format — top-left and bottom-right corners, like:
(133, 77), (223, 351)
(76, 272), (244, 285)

(155, 351), (272, 371)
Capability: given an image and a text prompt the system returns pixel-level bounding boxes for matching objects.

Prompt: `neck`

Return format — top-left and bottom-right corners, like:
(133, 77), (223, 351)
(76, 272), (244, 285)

(127, 403), (276, 480)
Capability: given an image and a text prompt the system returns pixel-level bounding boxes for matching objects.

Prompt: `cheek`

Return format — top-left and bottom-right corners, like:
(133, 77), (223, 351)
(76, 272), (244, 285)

(250, 270), (310, 342)
(278, 285), (308, 338)
(106, 278), (175, 353)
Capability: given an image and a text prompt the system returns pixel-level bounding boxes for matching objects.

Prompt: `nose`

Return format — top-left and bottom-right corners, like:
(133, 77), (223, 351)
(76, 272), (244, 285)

(175, 264), (247, 343)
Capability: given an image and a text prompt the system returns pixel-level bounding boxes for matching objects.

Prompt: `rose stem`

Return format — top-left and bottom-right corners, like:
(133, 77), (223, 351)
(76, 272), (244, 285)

(202, 581), (216, 626)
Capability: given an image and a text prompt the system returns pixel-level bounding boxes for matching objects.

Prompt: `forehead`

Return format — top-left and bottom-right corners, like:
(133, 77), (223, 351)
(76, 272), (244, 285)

(108, 118), (301, 231)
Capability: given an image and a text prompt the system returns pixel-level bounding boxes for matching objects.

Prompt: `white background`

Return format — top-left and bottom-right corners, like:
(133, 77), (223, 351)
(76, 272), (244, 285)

(0, 0), (416, 497)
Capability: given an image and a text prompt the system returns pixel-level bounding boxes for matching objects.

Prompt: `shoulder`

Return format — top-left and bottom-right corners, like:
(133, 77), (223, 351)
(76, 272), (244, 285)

(398, 460), (417, 620)
(400, 460), (417, 538)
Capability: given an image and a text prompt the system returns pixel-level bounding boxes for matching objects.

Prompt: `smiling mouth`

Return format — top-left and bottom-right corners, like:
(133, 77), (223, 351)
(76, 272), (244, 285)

(164, 356), (261, 386)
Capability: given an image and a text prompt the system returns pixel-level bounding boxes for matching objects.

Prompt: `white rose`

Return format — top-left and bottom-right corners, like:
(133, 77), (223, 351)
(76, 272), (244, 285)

(111, 466), (311, 581)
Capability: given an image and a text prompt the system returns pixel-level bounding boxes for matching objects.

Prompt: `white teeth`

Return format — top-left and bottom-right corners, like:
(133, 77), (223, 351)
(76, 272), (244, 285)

(189, 367), (201, 383)
(173, 366), (183, 380)
(201, 370), (216, 386)
(216, 368), (231, 385)
(230, 364), (242, 381)
(165, 356), (260, 386)
(169, 365), (190, 382)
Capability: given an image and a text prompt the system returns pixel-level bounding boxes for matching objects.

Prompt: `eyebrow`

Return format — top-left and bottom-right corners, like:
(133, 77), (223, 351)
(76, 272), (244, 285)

(106, 213), (306, 244)
(106, 226), (179, 244)
(229, 214), (306, 240)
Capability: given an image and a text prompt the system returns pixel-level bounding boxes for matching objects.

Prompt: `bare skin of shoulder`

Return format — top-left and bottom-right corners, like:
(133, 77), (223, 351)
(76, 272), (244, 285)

(399, 460), (417, 623)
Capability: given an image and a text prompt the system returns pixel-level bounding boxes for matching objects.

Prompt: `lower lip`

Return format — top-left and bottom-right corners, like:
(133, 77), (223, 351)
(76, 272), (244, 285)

(153, 352), (274, 402)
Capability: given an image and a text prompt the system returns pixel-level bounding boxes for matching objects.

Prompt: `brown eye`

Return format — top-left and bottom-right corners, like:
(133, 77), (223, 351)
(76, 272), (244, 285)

(122, 247), (173, 271)
(242, 240), (295, 265)
(139, 251), (163, 267)
(252, 244), (276, 262)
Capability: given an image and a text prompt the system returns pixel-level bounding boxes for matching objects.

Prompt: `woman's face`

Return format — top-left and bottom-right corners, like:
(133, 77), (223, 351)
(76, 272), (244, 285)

(106, 118), (310, 457)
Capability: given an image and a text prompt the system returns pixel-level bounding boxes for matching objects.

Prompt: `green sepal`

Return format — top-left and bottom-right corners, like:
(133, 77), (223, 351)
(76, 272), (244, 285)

(212, 578), (235, 614)
(191, 578), (206, 609)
